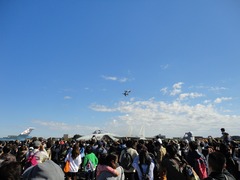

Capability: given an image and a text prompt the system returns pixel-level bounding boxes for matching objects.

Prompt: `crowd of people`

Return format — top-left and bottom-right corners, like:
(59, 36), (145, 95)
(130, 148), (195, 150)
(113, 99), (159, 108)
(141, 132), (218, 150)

(0, 128), (239, 180)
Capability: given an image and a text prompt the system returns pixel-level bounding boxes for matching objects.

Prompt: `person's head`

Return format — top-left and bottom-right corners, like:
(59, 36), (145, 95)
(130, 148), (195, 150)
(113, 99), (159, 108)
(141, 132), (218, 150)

(139, 149), (151, 165)
(138, 143), (148, 152)
(126, 140), (133, 148)
(85, 145), (93, 154)
(33, 140), (41, 149)
(22, 160), (64, 180)
(0, 146), (16, 166)
(105, 153), (118, 169)
(138, 139), (145, 145)
(189, 141), (199, 151)
(2, 145), (11, 154)
(166, 144), (178, 158)
(20, 145), (28, 151)
(0, 161), (22, 180)
(208, 152), (226, 173)
(219, 143), (230, 156)
(154, 140), (162, 148)
(98, 141), (105, 148)
(46, 139), (53, 149)
(71, 144), (80, 159)
(180, 140), (188, 149)
(221, 128), (225, 133)
(98, 153), (107, 165)
(39, 144), (45, 151)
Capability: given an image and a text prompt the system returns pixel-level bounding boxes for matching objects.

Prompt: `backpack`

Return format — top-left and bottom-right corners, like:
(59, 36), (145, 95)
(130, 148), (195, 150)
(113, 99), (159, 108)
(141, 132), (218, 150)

(120, 149), (133, 170)
(195, 157), (208, 179)
(183, 164), (200, 180)
(173, 158), (200, 180)
(85, 159), (95, 172)
(24, 152), (38, 170)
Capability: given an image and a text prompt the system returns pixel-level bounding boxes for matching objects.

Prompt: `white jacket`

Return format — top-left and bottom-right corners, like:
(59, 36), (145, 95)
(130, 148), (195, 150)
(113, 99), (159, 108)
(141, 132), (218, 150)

(65, 153), (82, 173)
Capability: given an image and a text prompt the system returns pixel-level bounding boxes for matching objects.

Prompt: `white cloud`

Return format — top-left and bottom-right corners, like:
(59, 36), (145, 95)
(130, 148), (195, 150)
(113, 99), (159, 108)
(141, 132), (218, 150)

(33, 120), (70, 130)
(161, 64), (169, 70)
(33, 120), (99, 137)
(102, 75), (117, 81)
(173, 82), (184, 89)
(179, 92), (204, 100)
(160, 87), (168, 94)
(101, 75), (130, 83)
(90, 104), (117, 112)
(214, 97), (232, 104)
(170, 82), (184, 96)
(119, 78), (128, 82)
(194, 85), (227, 91)
(204, 100), (211, 104)
(93, 98), (240, 138)
(209, 86), (227, 91)
(64, 96), (72, 100)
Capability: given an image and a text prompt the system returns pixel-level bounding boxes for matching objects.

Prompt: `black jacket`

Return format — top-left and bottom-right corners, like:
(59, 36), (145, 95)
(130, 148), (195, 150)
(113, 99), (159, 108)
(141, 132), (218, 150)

(204, 169), (236, 180)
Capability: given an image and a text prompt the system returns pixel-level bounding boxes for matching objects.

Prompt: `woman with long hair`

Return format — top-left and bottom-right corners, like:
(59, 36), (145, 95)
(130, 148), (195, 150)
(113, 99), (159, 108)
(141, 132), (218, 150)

(65, 144), (82, 180)
(132, 148), (155, 180)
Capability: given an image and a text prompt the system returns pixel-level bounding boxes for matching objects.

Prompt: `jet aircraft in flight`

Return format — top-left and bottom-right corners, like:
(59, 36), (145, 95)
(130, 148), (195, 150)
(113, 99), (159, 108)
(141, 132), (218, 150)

(123, 90), (131, 96)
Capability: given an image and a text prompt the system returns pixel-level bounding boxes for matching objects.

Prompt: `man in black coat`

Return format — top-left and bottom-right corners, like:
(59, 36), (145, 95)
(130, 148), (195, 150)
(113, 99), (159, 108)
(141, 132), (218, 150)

(204, 151), (236, 180)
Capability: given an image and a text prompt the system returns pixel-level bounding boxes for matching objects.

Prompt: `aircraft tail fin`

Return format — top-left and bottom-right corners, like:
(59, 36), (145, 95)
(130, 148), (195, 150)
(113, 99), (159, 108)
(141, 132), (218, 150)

(19, 127), (34, 136)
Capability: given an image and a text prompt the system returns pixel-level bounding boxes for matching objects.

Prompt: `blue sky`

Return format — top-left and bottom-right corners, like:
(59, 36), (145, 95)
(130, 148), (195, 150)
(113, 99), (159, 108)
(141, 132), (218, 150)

(1, 0), (240, 138)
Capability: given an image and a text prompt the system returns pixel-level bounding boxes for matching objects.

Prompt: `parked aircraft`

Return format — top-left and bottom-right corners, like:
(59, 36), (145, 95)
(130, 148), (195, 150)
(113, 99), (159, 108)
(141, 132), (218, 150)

(0, 127), (34, 141)
(77, 130), (119, 141)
